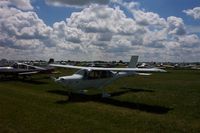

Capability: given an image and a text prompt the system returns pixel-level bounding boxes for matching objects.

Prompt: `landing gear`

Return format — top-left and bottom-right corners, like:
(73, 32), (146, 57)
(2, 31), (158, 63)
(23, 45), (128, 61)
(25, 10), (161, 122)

(79, 90), (88, 94)
(67, 91), (72, 101)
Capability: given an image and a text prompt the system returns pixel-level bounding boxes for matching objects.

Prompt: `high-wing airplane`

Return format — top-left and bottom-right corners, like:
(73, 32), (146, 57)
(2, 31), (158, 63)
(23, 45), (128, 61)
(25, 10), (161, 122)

(0, 62), (54, 79)
(50, 56), (166, 97)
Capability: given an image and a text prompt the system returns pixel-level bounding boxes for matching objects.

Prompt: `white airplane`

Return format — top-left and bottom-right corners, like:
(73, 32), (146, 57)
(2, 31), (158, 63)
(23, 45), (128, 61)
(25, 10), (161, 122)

(50, 56), (166, 97)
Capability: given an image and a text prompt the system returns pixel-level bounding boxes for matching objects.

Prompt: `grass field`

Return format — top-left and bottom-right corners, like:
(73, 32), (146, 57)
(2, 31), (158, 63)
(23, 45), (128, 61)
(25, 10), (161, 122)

(0, 69), (200, 133)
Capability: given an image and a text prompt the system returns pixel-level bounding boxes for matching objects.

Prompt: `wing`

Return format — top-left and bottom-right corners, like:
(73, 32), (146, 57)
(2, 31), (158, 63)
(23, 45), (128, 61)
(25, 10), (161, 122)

(50, 64), (88, 69)
(50, 64), (166, 73)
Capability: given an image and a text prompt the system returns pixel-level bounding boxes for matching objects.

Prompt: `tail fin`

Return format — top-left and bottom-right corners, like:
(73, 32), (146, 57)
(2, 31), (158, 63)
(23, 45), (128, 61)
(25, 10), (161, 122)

(128, 56), (138, 68)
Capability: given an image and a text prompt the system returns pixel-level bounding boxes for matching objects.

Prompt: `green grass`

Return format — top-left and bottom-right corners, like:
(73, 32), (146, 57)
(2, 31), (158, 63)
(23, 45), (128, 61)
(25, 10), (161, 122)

(0, 69), (200, 133)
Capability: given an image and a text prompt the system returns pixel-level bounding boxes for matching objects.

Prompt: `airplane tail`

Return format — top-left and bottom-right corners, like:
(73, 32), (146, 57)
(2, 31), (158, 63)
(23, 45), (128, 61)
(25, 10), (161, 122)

(128, 56), (138, 68)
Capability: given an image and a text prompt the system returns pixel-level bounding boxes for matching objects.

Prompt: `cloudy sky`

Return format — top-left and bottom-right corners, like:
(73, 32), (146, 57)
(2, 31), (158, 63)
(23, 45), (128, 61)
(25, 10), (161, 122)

(0, 0), (200, 62)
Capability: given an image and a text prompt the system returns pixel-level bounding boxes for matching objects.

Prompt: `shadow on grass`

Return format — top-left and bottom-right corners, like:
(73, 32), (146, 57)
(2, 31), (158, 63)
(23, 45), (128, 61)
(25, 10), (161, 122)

(20, 80), (47, 85)
(0, 78), (47, 85)
(48, 88), (172, 114)
(120, 87), (154, 92)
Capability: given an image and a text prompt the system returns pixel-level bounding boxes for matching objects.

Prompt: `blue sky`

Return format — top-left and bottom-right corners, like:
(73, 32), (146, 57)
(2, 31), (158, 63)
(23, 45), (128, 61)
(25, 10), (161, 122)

(32, 0), (82, 26)
(136, 0), (200, 25)
(0, 0), (200, 61)
(33, 0), (200, 26)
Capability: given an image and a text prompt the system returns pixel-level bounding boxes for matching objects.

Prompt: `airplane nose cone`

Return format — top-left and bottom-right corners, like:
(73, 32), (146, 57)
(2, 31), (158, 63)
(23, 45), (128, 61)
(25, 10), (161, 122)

(57, 77), (72, 84)
(57, 77), (65, 83)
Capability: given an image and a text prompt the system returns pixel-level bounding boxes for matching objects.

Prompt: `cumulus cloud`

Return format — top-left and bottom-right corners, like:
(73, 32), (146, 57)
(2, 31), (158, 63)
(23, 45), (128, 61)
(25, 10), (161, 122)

(66, 5), (143, 35)
(183, 7), (200, 19)
(0, 0), (200, 61)
(178, 34), (200, 48)
(110, 0), (199, 61)
(134, 11), (166, 27)
(45, 0), (110, 7)
(0, 0), (33, 10)
(0, 5), (52, 49)
(66, 5), (148, 53)
(167, 16), (186, 35)
(50, 4), (199, 61)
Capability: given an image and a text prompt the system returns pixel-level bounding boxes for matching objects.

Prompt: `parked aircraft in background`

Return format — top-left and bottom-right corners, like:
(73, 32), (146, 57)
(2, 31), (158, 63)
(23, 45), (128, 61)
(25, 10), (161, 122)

(0, 62), (54, 79)
(50, 56), (166, 97)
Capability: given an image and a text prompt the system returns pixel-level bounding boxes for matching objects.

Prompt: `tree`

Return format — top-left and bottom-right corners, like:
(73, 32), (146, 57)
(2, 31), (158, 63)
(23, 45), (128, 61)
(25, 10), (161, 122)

(48, 58), (54, 64)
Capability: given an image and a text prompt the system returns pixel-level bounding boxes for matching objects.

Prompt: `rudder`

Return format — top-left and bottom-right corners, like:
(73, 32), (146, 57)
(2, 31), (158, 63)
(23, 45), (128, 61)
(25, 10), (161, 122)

(128, 56), (138, 68)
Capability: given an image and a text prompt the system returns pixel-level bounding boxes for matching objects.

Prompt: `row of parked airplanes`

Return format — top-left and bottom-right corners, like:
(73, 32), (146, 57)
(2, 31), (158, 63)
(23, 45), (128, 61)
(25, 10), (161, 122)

(0, 56), (166, 97)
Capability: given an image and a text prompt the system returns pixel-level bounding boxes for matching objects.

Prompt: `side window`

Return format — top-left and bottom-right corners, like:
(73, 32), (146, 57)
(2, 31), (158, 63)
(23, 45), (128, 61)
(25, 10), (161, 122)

(88, 71), (96, 79)
(28, 66), (36, 70)
(101, 71), (113, 78)
(87, 70), (113, 79)
(12, 63), (18, 69)
(19, 65), (27, 69)
(75, 69), (88, 79)
(101, 71), (107, 78)
(82, 70), (88, 79)
(88, 71), (100, 79)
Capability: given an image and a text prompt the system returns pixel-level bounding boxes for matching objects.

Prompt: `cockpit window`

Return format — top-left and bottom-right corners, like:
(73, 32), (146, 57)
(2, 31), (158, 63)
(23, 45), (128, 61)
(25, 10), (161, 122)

(12, 63), (18, 69)
(12, 63), (27, 69)
(87, 70), (113, 79)
(75, 69), (87, 76)
(19, 65), (27, 69)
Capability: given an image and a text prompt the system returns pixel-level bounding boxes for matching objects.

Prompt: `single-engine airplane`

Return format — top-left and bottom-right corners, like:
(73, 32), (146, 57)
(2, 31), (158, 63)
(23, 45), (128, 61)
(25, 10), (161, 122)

(50, 56), (166, 97)
(0, 62), (54, 79)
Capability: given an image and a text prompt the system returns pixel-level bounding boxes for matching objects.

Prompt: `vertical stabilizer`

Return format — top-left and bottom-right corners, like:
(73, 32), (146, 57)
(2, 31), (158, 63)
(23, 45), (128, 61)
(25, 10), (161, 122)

(128, 56), (138, 68)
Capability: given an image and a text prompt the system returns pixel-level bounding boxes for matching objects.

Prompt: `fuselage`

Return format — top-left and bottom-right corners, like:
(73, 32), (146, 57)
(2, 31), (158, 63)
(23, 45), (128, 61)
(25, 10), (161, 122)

(0, 63), (54, 76)
(55, 69), (135, 90)
(50, 56), (166, 97)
